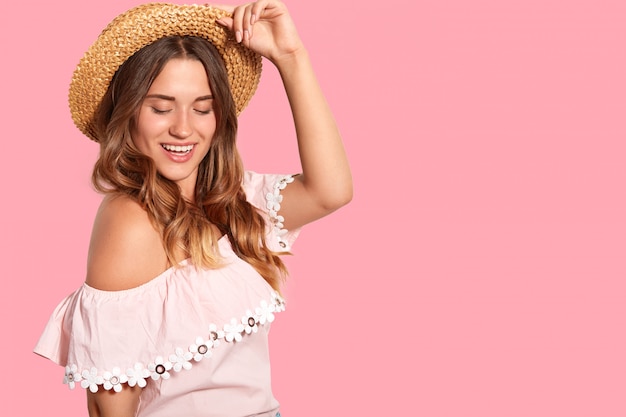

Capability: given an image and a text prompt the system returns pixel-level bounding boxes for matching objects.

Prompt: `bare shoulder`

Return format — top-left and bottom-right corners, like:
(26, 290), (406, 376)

(86, 194), (168, 291)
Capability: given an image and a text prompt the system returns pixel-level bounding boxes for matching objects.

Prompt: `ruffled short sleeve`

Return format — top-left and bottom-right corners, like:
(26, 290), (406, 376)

(33, 259), (287, 394)
(242, 171), (301, 252)
(34, 283), (168, 392)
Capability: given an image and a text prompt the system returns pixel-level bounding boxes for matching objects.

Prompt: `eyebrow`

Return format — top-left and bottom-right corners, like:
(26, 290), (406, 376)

(144, 94), (213, 102)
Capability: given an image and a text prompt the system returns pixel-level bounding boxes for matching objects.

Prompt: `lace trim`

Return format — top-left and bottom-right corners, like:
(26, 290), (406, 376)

(265, 175), (295, 250)
(62, 292), (286, 393)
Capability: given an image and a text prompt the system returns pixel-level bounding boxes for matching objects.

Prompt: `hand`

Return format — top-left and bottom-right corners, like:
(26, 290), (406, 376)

(215, 0), (304, 64)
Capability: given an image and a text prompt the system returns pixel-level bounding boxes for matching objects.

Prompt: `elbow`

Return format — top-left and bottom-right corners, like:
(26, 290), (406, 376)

(337, 185), (354, 208)
(321, 182), (353, 212)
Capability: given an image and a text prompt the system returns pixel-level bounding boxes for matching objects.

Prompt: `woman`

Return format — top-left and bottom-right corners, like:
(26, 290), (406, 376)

(34, 1), (352, 416)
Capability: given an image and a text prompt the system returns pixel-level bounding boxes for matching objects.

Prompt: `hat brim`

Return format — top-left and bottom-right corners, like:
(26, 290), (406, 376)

(69, 3), (262, 142)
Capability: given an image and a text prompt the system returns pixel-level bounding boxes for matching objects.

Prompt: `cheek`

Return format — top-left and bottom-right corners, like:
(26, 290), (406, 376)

(130, 135), (147, 154)
(130, 128), (157, 155)
(200, 114), (218, 135)
(133, 114), (164, 149)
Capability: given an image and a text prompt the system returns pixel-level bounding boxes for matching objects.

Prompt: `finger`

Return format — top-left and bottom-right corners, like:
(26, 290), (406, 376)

(230, 4), (247, 43)
(215, 16), (234, 31)
(248, 0), (269, 40)
(250, 0), (268, 23)
(242, 4), (254, 41)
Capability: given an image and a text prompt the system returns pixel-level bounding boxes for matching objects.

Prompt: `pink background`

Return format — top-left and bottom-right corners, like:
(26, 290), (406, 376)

(2, 0), (625, 415)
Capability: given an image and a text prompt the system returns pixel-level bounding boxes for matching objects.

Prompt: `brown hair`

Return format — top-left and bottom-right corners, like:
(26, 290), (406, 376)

(92, 36), (287, 290)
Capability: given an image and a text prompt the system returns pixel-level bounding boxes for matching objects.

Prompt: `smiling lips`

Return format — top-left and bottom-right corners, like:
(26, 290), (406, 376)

(162, 143), (194, 154)
(160, 143), (196, 163)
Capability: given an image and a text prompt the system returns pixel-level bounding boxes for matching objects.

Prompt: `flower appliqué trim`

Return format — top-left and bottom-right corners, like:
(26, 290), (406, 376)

(265, 175), (295, 250)
(61, 292), (285, 392)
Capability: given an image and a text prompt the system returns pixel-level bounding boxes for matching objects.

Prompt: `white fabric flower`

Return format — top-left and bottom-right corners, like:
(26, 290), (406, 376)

(272, 214), (285, 229)
(55, 296), (289, 391)
(126, 363), (150, 388)
(276, 175), (294, 190)
(266, 176), (293, 214)
(242, 310), (259, 334)
(255, 299), (276, 325)
(265, 190), (283, 215)
(208, 324), (225, 349)
(80, 367), (104, 393)
(276, 227), (289, 237)
(276, 234), (290, 249)
(169, 347), (193, 372)
(224, 318), (244, 342)
(148, 356), (173, 380)
(273, 293), (286, 312)
(189, 336), (213, 362)
(265, 175), (295, 249)
(63, 364), (82, 390)
(103, 367), (128, 392)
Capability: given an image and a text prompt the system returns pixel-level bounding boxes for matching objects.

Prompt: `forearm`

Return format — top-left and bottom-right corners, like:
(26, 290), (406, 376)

(275, 49), (353, 209)
(222, 0), (352, 227)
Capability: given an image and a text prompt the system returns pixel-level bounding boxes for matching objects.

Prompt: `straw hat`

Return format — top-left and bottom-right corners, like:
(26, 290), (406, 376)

(69, 3), (262, 142)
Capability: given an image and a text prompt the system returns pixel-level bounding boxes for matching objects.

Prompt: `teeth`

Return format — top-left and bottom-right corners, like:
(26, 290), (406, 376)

(162, 144), (194, 152)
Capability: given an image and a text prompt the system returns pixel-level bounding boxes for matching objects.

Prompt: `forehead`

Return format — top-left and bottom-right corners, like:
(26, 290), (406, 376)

(148, 58), (211, 95)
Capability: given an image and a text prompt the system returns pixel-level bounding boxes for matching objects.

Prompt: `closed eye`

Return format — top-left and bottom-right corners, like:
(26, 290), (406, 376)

(151, 107), (172, 115)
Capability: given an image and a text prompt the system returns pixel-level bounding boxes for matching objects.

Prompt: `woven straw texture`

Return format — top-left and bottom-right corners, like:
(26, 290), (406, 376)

(69, 3), (262, 142)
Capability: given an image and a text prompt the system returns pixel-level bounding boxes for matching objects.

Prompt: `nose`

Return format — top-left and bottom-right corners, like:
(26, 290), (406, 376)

(169, 111), (192, 139)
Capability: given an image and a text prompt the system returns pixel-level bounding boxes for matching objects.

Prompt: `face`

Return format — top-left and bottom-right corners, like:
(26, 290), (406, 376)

(132, 58), (216, 201)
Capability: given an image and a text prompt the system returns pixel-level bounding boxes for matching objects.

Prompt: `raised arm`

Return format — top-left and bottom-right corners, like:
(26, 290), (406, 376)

(218, 0), (353, 230)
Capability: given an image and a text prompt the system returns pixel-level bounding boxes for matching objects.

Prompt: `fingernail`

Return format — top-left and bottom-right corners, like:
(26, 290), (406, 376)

(236, 30), (242, 43)
(251, 14), (256, 24)
(244, 30), (249, 41)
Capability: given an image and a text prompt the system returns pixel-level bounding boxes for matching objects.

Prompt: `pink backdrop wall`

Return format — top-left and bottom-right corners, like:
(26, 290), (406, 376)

(2, 0), (625, 415)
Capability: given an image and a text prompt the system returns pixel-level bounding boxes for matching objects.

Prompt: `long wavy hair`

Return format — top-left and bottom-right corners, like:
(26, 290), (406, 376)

(91, 36), (287, 290)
